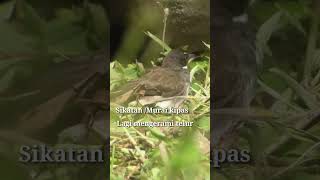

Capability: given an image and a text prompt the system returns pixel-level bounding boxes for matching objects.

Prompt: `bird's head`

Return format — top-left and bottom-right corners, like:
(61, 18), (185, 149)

(161, 49), (197, 69)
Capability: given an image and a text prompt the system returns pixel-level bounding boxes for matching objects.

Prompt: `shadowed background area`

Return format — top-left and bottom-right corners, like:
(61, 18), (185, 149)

(0, 0), (108, 179)
(212, 0), (320, 179)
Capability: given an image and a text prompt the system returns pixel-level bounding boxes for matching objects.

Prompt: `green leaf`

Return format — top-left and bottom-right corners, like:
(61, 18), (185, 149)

(258, 79), (303, 112)
(282, 9), (306, 35)
(270, 68), (320, 109)
(256, 11), (283, 61)
(196, 116), (210, 131)
(202, 41), (210, 49)
(272, 142), (320, 178)
(145, 31), (171, 52)
(149, 127), (167, 141)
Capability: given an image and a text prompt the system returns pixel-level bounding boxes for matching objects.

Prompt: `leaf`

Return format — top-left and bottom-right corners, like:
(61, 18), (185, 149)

(110, 106), (121, 122)
(196, 116), (210, 131)
(258, 79), (303, 112)
(190, 65), (201, 82)
(271, 88), (297, 115)
(149, 127), (167, 141)
(275, 2), (308, 35)
(169, 134), (202, 178)
(282, 9), (306, 35)
(310, 49), (320, 86)
(58, 123), (88, 143)
(270, 68), (320, 109)
(264, 109), (320, 155)
(256, 11), (283, 61)
(17, 89), (76, 134)
(256, 11), (283, 46)
(202, 41), (210, 49)
(272, 142), (320, 178)
(91, 119), (108, 141)
(145, 31), (171, 51)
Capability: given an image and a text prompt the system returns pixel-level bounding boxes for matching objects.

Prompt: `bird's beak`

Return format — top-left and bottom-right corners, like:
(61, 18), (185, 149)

(187, 54), (200, 63)
(183, 54), (201, 70)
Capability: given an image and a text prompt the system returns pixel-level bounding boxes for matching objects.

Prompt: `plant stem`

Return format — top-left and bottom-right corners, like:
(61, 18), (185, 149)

(162, 8), (169, 52)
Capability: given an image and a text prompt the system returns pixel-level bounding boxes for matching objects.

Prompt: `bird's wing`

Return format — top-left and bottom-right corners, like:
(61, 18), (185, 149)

(111, 67), (189, 105)
(138, 67), (189, 97)
(110, 80), (140, 104)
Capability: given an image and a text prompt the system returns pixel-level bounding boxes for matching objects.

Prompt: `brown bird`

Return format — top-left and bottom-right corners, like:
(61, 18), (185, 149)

(111, 49), (193, 108)
(212, 3), (257, 147)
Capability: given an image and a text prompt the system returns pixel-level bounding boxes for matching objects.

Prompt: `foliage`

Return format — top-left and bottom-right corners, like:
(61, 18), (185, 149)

(215, 1), (320, 179)
(0, 0), (107, 97)
(0, 1), (108, 180)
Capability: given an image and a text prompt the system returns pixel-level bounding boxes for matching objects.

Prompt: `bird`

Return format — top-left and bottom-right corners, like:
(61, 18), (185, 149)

(212, 2), (257, 148)
(111, 49), (193, 108)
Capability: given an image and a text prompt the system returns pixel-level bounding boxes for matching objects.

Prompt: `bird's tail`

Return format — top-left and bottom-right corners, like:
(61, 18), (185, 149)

(110, 81), (138, 105)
